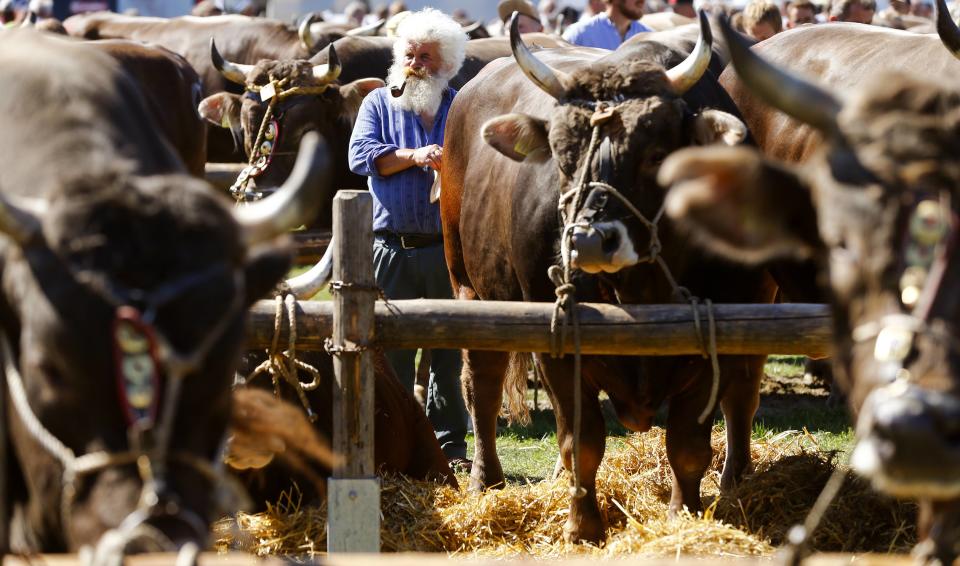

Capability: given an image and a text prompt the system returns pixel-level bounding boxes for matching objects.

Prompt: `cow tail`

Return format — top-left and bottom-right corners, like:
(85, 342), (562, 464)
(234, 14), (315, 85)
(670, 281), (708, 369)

(500, 352), (531, 426)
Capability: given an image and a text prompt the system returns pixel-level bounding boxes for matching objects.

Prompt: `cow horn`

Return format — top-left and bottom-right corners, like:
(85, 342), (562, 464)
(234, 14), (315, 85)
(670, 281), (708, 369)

(510, 11), (569, 100)
(461, 20), (483, 35)
(299, 13), (321, 51)
(312, 44), (342, 83)
(664, 11), (713, 94)
(234, 132), (331, 246)
(285, 241), (333, 299)
(211, 38), (253, 86)
(936, 0), (960, 59)
(0, 195), (46, 246)
(345, 18), (385, 37)
(718, 14), (841, 135)
(20, 11), (37, 28)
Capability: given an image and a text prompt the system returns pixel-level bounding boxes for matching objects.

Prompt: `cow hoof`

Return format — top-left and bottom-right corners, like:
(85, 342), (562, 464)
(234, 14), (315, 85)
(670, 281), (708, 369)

(563, 517), (606, 545)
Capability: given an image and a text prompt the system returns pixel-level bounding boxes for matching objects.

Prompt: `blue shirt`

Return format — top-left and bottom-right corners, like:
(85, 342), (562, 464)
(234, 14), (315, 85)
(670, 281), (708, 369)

(562, 13), (651, 49)
(348, 86), (456, 235)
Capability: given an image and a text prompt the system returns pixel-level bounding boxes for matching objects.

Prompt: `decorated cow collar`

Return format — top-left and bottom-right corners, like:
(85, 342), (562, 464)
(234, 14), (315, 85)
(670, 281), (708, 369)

(230, 76), (332, 202)
(853, 194), (957, 370)
(230, 117), (280, 201)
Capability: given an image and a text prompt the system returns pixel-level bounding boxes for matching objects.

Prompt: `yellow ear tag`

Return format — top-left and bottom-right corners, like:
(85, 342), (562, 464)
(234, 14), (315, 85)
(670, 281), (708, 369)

(259, 82), (277, 102)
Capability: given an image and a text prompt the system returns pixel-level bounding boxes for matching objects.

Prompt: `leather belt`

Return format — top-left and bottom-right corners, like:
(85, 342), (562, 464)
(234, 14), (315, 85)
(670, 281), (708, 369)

(375, 231), (443, 249)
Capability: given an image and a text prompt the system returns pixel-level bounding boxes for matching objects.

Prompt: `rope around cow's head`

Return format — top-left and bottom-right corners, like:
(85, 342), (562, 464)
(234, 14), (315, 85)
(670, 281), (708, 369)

(230, 77), (334, 203)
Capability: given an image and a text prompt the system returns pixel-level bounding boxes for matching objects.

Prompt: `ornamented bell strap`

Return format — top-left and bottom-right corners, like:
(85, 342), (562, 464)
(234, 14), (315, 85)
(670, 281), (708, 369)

(229, 118), (281, 201)
(113, 306), (162, 429)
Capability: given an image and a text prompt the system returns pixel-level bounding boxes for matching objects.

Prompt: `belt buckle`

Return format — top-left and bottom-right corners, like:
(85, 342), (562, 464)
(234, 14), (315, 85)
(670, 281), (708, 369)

(400, 235), (416, 249)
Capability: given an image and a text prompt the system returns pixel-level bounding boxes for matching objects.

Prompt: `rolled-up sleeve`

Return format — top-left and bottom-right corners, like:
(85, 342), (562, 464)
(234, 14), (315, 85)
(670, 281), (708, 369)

(348, 91), (399, 179)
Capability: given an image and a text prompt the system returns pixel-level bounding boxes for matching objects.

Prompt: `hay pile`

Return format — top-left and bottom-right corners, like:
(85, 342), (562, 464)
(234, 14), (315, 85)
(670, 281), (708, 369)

(214, 426), (915, 558)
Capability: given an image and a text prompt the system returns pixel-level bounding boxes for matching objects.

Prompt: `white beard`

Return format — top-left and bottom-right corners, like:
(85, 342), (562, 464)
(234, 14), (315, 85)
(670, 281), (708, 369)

(387, 62), (450, 118)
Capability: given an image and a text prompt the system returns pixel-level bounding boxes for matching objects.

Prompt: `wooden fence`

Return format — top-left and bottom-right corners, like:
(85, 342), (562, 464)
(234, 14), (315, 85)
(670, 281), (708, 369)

(243, 190), (838, 553)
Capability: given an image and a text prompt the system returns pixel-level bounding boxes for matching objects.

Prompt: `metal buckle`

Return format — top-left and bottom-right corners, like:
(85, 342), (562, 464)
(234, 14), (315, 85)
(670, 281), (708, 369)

(400, 235), (415, 249)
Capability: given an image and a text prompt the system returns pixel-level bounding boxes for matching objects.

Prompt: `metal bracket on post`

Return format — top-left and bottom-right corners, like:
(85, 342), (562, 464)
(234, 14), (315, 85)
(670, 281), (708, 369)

(327, 190), (380, 553)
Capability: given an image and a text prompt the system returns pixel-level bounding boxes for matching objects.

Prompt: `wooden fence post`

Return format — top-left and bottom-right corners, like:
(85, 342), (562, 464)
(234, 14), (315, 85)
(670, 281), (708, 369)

(327, 190), (379, 553)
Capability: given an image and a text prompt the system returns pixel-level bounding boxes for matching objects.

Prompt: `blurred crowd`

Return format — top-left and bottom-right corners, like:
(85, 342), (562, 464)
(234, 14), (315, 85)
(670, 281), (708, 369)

(0, 0), (948, 43)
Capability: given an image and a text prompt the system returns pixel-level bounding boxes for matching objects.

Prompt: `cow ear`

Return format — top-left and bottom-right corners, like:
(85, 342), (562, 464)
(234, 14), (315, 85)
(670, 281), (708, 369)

(242, 244), (293, 306)
(482, 113), (550, 162)
(340, 78), (386, 117)
(659, 145), (822, 264)
(198, 92), (242, 130)
(691, 109), (748, 146)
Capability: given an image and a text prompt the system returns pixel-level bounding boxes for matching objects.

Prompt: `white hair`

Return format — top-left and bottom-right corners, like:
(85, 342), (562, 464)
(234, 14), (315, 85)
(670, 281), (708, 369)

(392, 8), (467, 80)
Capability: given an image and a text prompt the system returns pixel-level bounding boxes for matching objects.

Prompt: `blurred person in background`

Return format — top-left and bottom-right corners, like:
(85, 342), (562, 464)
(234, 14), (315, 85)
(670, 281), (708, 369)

(388, 0), (407, 17)
(539, 0), (558, 31)
(344, 0), (369, 26)
(741, 0), (782, 40)
(497, 0), (543, 33)
(787, 0), (817, 25)
(671, 0), (697, 18)
(580, 0), (606, 20)
(830, 0), (875, 23)
(563, 0), (650, 48)
(910, 0), (933, 17)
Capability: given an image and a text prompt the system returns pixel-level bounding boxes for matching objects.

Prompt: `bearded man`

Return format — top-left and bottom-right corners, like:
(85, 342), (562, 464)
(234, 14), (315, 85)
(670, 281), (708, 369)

(348, 8), (471, 473)
(563, 0), (650, 49)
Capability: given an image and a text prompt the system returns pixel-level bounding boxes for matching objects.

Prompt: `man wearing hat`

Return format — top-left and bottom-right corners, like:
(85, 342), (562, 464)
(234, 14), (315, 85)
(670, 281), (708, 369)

(348, 8), (472, 473)
(563, 0), (650, 49)
(497, 0), (544, 33)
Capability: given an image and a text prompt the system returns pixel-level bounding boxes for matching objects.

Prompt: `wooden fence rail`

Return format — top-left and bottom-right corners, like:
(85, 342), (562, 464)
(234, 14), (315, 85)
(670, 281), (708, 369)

(247, 300), (832, 358)
(0, 551), (916, 565)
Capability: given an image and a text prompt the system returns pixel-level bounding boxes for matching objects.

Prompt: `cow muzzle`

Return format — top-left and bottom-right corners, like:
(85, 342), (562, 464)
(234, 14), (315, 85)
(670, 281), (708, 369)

(851, 380), (960, 500)
(569, 222), (639, 274)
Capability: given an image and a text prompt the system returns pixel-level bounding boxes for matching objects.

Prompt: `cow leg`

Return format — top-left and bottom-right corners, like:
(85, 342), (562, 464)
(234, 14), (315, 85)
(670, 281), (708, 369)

(462, 349), (509, 491)
(535, 354), (607, 544)
(916, 500), (960, 566)
(665, 363), (715, 516)
(719, 355), (764, 491)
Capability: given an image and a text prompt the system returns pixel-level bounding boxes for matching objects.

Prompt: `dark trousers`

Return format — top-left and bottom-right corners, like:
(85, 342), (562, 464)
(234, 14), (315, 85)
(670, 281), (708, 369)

(373, 235), (468, 459)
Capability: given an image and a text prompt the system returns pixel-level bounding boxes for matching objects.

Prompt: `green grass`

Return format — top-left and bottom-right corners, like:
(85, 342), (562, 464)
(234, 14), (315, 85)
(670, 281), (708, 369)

(465, 355), (855, 484)
(292, 269), (857, 481)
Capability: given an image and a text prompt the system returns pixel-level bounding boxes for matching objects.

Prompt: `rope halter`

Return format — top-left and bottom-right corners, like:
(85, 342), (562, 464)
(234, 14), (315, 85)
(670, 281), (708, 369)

(230, 75), (335, 202)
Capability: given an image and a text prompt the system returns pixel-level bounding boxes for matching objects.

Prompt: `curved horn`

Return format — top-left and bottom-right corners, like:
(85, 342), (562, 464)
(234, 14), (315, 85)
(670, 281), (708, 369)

(234, 132), (331, 246)
(346, 18), (385, 37)
(0, 195), (46, 246)
(298, 13), (321, 51)
(936, 0), (960, 59)
(664, 11), (713, 94)
(312, 44), (342, 83)
(20, 11), (37, 28)
(510, 11), (569, 100)
(461, 20), (483, 35)
(718, 14), (841, 134)
(211, 38), (253, 86)
(285, 241), (333, 299)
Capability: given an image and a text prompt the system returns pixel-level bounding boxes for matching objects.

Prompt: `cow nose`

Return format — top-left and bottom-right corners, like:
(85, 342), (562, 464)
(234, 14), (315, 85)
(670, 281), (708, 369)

(570, 225), (620, 271)
(872, 386), (960, 446)
(855, 383), (960, 495)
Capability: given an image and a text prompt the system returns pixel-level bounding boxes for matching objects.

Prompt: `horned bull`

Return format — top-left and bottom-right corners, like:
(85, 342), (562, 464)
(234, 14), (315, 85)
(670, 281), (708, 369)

(660, 9), (960, 563)
(440, 11), (775, 544)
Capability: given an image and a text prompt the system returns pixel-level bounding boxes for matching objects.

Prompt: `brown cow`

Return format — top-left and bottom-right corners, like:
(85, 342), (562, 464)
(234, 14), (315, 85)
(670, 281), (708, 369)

(229, 348), (457, 507)
(440, 13), (774, 543)
(63, 12), (338, 162)
(0, 29), (325, 558)
(660, 12), (960, 564)
(90, 39), (207, 176)
(199, 33), (567, 229)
